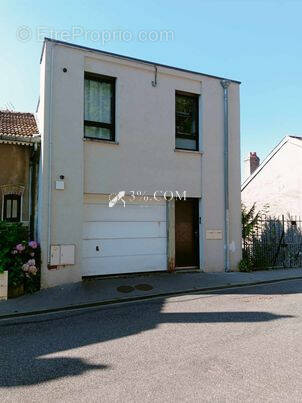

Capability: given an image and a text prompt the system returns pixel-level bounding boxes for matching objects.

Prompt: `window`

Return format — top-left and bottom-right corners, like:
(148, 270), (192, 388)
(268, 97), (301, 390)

(3, 194), (21, 222)
(84, 73), (116, 141)
(175, 92), (199, 151)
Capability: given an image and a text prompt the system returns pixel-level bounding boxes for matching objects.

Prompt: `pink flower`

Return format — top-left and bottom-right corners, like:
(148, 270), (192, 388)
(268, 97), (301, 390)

(28, 241), (38, 249)
(16, 244), (25, 252)
(27, 259), (35, 266)
(28, 266), (38, 275)
(22, 264), (29, 272)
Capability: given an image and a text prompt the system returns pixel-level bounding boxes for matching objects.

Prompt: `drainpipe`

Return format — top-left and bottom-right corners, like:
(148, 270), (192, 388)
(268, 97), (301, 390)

(47, 43), (54, 264)
(221, 80), (231, 272)
(29, 143), (40, 239)
(29, 146), (35, 238)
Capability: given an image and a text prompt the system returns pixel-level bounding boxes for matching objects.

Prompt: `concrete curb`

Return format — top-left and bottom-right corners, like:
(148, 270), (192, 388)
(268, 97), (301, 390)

(1, 275), (302, 321)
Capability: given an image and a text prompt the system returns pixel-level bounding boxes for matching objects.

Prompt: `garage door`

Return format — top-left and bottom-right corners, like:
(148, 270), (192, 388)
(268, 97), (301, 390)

(82, 195), (167, 276)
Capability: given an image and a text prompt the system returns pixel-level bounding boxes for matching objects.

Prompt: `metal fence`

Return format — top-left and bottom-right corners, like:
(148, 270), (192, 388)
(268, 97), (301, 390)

(243, 215), (302, 269)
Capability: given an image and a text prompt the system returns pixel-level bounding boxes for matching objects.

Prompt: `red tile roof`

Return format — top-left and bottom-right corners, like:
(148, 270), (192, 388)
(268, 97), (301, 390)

(0, 110), (39, 137)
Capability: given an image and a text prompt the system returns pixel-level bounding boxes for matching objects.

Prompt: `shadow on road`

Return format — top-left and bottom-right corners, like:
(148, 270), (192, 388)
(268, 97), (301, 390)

(0, 280), (297, 387)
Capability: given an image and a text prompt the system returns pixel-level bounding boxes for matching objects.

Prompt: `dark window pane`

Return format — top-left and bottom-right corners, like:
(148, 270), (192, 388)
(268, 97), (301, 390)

(175, 93), (199, 151)
(176, 95), (197, 137)
(175, 137), (197, 150)
(84, 125), (111, 140)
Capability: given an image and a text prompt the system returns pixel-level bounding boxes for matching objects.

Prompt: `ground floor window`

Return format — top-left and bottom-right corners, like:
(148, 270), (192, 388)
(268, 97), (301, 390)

(3, 194), (21, 222)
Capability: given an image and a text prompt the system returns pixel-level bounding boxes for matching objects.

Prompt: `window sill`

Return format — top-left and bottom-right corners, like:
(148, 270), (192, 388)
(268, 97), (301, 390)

(83, 137), (119, 145)
(174, 148), (203, 155)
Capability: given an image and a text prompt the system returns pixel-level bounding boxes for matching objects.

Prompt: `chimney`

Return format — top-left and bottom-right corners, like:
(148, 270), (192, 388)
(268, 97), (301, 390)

(244, 152), (260, 179)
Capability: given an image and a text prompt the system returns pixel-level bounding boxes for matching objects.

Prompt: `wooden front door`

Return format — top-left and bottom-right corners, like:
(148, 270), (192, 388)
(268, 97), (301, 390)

(175, 199), (199, 268)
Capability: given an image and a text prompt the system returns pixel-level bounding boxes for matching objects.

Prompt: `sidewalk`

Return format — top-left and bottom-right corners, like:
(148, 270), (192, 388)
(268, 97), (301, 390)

(1, 268), (302, 319)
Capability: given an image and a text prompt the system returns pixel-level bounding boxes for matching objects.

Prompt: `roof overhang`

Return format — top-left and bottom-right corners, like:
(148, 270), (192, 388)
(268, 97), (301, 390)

(42, 38), (241, 84)
(0, 133), (41, 146)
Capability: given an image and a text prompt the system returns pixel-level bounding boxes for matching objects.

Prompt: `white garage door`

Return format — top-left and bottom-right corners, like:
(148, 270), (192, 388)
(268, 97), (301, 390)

(82, 196), (167, 276)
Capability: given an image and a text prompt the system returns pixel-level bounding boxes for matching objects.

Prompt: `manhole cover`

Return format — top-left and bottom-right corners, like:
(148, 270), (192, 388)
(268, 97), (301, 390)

(135, 284), (154, 291)
(117, 285), (135, 293)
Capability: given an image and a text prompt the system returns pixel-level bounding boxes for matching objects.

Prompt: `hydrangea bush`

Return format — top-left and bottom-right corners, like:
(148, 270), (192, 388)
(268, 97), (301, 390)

(0, 222), (41, 294)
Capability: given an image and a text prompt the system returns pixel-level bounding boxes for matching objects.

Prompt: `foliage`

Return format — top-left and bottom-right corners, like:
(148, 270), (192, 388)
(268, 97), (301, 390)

(0, 222), (40, 293)
(0, 222), (28, 274)
(240, 204), (302, 271)
(241, 203), (260, 243)
(238, 252), (252, 272)
(239, 203), (261, 271)
(240, 203), (273, 271)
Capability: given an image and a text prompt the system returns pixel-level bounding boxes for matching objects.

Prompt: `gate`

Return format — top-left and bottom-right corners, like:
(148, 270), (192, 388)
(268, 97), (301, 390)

(243, 215), (302, 269)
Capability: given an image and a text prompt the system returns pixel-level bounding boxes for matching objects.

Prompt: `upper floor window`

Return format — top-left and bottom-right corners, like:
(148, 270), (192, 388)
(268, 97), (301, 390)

(175, 92), (199, 151)
(3, 194), (21, 222)
(84, 73), (116, 141)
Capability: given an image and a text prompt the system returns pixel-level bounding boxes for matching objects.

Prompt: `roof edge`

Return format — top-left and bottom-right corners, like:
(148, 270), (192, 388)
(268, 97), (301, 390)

(241, 136), (295, 191)
(0, 134), (41, 144)
(43, 37), (241, 84)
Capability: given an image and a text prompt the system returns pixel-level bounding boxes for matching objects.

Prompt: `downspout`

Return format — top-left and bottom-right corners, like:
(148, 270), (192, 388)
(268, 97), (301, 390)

(29, 147), (34, 238)
(29, 143), (40, 239)
(221, 80), (231, 272)
(47, 44), (54, 264)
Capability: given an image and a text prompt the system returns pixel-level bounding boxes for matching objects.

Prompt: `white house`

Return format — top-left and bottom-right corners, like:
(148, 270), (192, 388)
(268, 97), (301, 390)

(37, 38), (242, 288)
(242, 135), (302, 217)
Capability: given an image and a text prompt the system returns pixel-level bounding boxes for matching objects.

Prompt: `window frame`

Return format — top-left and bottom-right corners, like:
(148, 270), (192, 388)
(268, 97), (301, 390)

(175, 90), (199, 151)
(3, 194), (22, 222)
(84, 72), (116, 142)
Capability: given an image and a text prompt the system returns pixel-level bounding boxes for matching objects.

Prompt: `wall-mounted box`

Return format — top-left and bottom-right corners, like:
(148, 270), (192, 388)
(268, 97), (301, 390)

(50, 244), (75, 266)
(60, 244), (75, 265)
(55, 180), (65, 190)
(206, 230), (223, 240)
(50, 245), (60, 265)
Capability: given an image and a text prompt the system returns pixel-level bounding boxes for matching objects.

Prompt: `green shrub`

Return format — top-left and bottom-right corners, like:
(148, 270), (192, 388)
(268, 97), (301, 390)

(0, 222), (28, 274)
(238, 249), (253, 272)
(0, 222), (40, 293)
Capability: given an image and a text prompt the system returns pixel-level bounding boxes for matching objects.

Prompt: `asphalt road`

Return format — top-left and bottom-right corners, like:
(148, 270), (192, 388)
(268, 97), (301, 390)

(1, 279), (302, 402)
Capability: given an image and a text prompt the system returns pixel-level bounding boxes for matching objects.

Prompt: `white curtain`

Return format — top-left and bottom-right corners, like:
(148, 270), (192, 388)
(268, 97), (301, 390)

(85, 79), (111, 123)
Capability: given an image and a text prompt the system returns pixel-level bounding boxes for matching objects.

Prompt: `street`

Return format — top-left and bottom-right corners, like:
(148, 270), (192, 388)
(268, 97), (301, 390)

(1, 279), (302, 402)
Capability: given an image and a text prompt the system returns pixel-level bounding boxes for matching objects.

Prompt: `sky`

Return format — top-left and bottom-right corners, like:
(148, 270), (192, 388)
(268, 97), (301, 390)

(1, 0), (302, 166)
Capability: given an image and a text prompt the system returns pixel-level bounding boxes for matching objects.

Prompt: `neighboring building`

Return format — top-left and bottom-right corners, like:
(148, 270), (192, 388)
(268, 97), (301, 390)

(0, 111), (40, 235)
(37, 38), (241, 288)
(242, 136), (302, 217)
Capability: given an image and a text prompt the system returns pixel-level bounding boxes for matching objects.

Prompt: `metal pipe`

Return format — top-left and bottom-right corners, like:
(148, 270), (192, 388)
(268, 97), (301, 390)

(47, 44), (54, 263)
(29, 143), (39, 239)
(151, 65), (158, 87)
(221, 80), (231, 272)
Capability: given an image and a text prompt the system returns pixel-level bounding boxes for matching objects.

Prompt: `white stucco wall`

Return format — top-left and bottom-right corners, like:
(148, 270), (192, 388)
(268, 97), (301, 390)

(39, 40), (242, 287)
(242, 138), (302, 218)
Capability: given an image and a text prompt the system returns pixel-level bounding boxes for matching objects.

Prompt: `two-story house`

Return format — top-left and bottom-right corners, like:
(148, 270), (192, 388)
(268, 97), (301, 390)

(37, 38), (241, 288)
